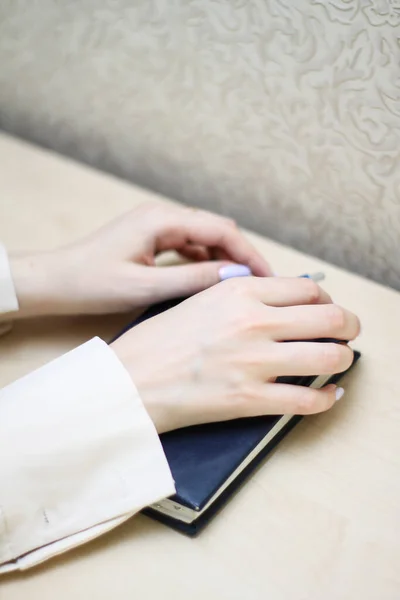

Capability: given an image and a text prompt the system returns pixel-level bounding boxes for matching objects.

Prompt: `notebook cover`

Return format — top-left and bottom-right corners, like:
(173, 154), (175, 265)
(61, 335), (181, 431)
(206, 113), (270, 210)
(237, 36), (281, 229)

(111, 298), (361, 532)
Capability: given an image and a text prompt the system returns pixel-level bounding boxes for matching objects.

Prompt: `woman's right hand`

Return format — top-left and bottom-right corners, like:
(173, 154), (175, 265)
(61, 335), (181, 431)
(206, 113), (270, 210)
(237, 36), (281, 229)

(111, 277), (360, 434)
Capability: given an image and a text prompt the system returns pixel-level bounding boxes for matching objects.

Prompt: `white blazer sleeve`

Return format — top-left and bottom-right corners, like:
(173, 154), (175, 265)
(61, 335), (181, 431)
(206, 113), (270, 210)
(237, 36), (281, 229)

(0, 244), (175, 572)
(0, 338), (175, 572)
(0, 242), (19, 335)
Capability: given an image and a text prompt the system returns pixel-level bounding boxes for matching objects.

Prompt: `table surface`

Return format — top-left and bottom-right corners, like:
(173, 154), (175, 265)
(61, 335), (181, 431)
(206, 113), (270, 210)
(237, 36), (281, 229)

(1, 133), (399, 600)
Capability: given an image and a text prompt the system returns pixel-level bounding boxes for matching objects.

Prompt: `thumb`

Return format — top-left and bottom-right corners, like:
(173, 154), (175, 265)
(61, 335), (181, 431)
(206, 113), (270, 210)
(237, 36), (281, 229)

(147, 261), (252, 302)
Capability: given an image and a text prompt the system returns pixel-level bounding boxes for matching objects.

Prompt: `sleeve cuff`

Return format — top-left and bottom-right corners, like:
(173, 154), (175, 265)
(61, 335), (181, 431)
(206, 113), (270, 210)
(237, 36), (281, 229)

(0, 337), (175, 571)
(0, 243), (19, 314)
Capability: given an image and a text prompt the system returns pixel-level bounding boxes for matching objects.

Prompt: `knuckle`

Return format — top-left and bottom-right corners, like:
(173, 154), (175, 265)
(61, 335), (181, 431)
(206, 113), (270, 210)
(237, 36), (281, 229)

(219, 228), (236, 246)
(326, 304), (346, 332)
(137, 200), (163, 215)
(236, 312), (263, 334)
(225, 217), (237, 228)
(219, 276), (248, 296)
(302, 279), (321, 303)
(342, 345), (355, 370)
(133, 201), (170, 229)
(209, 211), (236, 228)
(227, 384), (258, 418)
(295, 388), (320, 415)
(352, 315), (362, 339)
(320, 343), (347, 372)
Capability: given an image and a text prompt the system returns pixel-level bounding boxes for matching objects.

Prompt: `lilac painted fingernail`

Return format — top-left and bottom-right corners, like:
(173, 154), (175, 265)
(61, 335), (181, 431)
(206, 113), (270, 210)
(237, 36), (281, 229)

(335, 387), (345, 401)
(219, 264), (252, 281)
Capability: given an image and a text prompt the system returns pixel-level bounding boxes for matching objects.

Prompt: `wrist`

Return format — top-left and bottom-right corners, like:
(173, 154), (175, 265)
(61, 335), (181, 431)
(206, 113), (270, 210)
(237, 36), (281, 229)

(9, 253), (60, 318)
(111, 338), (160, 431)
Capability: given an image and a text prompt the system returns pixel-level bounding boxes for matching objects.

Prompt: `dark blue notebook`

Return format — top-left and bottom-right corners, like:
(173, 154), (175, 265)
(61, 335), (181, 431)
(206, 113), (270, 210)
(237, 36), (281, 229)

(112, 297), (361, 535)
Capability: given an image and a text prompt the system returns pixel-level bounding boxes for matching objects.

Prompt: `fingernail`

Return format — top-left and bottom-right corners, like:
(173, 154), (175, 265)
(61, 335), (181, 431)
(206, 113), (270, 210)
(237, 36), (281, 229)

(335, 387), (345, 401)
(219, 264), (252, 281)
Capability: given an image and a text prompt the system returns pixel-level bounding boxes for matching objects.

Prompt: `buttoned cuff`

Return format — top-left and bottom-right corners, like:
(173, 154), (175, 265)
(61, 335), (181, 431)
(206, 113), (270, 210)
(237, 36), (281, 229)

(0, 243), (18, 336)
(0, 243), (18, 315)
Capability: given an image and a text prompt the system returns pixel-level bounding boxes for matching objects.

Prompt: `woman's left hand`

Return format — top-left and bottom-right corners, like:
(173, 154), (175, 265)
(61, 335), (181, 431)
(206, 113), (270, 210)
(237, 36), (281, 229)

(10, 202), (272, 317)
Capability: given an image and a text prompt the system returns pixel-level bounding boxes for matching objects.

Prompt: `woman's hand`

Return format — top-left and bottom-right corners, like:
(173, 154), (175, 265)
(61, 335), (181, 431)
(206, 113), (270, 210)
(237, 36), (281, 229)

(111, 277), (361, 432)
(10, 202), (271, 317)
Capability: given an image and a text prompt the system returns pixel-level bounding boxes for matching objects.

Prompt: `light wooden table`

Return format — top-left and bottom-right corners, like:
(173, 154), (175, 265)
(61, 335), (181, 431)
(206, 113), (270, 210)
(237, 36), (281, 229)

(1, 133), (399, 600)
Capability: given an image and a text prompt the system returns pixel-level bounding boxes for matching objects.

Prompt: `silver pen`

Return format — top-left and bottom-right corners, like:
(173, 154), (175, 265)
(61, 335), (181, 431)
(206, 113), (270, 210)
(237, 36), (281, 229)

(299, 272), (326, 283)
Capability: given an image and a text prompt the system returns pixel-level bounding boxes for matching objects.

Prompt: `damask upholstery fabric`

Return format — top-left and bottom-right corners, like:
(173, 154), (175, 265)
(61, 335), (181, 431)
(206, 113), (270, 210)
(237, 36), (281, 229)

(0, 1), (399, 288)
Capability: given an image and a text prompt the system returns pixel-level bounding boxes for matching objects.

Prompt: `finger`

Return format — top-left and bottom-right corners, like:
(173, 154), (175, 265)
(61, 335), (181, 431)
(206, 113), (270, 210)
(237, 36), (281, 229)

(157, 210), (272, 277)
(241, 382), (341, 418)
(178, 244), (212, 262)
(241, 277), (332, 306)
(210, 247), (231, 262)
(141, 261), (250, 302)
(263, 342), (354, 377)
(269, 304), (361, 342)
(193, 214), (272, 277)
